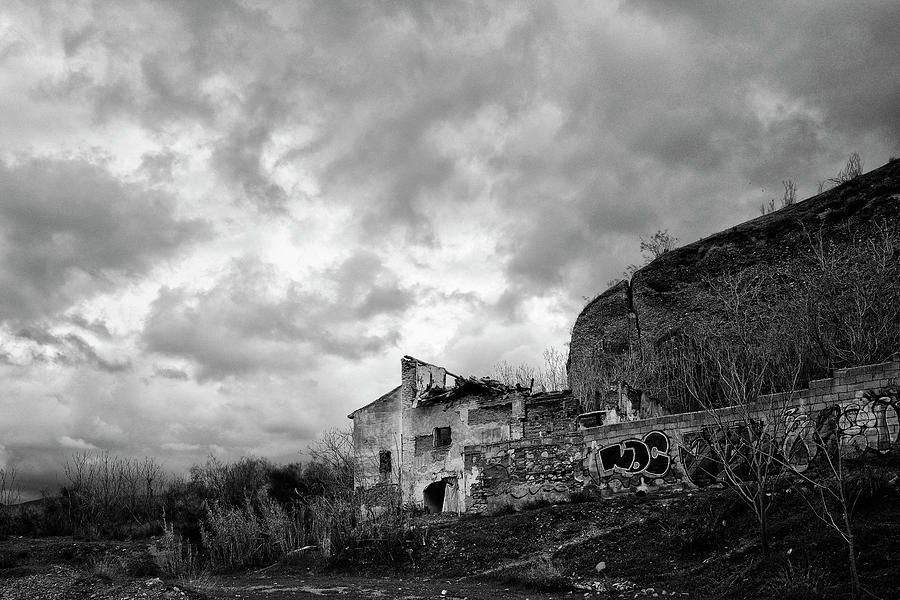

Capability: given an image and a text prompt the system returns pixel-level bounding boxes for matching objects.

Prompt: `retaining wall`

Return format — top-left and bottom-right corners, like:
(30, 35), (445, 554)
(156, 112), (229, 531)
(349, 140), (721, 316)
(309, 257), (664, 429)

(463, 353), (900, 510)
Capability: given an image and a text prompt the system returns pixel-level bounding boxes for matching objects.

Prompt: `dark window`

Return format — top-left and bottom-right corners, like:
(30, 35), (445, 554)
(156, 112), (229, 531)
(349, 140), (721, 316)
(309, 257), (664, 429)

(379, 450), (392, 474)
(433, 426), (452, 448)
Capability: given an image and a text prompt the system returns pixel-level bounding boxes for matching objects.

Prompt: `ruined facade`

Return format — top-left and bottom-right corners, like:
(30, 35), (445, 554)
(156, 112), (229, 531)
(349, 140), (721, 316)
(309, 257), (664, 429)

(351, 353), (900, 513)
(348, 356), (578, 513)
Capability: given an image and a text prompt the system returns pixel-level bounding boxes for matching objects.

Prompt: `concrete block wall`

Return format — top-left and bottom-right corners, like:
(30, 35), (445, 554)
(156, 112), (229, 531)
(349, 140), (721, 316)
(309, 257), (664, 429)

(464, 354), (900, 508)
(582, 354), (900, 494)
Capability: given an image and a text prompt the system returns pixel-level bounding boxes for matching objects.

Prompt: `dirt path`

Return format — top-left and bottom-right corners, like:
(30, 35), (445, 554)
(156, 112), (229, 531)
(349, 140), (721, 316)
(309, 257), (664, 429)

(203, 571), (597, 600)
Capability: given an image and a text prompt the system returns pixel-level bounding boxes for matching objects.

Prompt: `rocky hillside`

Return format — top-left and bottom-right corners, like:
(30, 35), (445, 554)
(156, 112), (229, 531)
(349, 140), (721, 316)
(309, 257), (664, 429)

(568, 158), (900, 400)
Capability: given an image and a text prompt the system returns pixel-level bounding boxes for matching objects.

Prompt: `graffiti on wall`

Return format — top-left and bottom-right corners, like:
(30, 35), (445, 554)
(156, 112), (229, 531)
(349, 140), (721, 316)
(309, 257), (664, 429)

(596, 431), (671, 477)
(782, 388), (900, 472)
(781, 406), (838, 473)
(839, 389), (899, 456)
(586, 430), (676, 490)
(678, 422), (771, 487)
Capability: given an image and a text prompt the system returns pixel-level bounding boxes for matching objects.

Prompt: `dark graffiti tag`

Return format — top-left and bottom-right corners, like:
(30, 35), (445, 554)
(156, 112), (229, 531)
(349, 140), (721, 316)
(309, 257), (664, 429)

(596, 430), (671, 477)
(679, 422), (770, 488)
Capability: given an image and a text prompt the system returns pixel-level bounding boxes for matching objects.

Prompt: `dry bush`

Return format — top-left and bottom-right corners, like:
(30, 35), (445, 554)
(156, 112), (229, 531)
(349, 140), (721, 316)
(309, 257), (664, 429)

(766, 558), (825, 600)
(793, 222), (900, 372)
(151, 522), (200, 578)
(63, 452), (168, 538)
(819, 152), (863, 192)
(495, 556), (569, 591)
(200, 490), (304, 571)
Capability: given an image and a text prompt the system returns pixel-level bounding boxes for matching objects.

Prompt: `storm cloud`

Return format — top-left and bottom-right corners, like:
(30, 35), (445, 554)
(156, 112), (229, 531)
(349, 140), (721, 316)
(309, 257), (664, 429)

(0, 0), (897, 497)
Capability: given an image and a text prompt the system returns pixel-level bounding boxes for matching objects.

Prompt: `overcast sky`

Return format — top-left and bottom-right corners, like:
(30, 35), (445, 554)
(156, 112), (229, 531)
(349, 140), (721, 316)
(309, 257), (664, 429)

(1, 1), (898, 498)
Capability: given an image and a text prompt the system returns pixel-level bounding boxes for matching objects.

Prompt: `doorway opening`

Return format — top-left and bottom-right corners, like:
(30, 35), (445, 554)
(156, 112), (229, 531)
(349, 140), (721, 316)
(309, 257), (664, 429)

(423, 480), (447, 513)
(423, 477), (459, 513)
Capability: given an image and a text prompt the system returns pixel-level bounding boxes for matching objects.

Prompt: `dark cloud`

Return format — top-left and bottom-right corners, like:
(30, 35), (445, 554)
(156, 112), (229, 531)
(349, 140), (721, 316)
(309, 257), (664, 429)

(153, 366), (189, 381)
(139, 150), (180, 184)
(13, 327), (130, 373)
(66, 315), (112, 339)
(141, 254), (413, 380)
(0, 158), (209, 323)
(38, 1), (897, 300)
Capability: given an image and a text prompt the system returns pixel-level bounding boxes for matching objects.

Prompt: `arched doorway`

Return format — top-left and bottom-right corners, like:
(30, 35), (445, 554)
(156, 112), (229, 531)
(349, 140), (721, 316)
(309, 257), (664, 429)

(423, 480), (447, 513)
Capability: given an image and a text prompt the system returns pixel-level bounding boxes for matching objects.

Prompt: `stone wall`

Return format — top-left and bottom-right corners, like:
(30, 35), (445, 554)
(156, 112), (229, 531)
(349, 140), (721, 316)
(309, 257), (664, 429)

(462, 394), (582, 512)
(464, 354), (900, 510)
(464, 434), (584, 513)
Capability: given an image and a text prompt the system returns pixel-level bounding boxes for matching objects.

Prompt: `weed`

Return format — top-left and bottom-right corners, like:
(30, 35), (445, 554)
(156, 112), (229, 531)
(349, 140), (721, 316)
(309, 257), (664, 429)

(766, 558), (824, 600)
(495, 556), (570, 592)
(846, 465), (895, 508)
(151, 522), (201, 578)
(85, 555), (125, 580)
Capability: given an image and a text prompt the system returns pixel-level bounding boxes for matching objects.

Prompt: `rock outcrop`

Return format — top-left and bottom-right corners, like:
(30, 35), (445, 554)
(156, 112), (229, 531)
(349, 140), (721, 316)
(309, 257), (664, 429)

(568, 158), (900, 401)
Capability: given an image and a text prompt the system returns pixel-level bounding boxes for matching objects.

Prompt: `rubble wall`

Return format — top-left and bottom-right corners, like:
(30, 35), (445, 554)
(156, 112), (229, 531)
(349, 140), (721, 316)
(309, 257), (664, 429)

(465, 355), (900, 510)
(462, 395), (582, 512)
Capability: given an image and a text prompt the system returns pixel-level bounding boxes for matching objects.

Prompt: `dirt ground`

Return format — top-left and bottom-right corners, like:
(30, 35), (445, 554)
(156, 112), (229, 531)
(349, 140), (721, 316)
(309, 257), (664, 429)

(0, 557), (662, 600)
(1, 484), (898, 600)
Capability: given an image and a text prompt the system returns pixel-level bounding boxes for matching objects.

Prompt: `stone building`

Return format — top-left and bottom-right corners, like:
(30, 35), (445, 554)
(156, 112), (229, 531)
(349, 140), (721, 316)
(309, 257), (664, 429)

(351, 354), (900, 512)
(348, 355), (578, 513)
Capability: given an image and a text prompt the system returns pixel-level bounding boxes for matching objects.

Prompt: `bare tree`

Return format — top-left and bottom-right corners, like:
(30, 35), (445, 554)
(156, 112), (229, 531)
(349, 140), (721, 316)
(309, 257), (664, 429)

(768, 415), (864, 599)
(760, 180), (798, 215)
(623, 229), (678, 279)
(492, 360), (536, 389)
(538, 346), (568, 392)
(63, 451), (168, 536)
(0, 466), (20, 506)
(795, 221), (900, 372)
(818, 152), (864, 193)
(308, 428), (355, 495)
(676, 334), (801, 557)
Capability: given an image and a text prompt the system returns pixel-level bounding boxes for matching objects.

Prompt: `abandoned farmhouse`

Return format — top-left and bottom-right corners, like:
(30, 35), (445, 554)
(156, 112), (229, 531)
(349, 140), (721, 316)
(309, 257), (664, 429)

(348, 160), (900, 514)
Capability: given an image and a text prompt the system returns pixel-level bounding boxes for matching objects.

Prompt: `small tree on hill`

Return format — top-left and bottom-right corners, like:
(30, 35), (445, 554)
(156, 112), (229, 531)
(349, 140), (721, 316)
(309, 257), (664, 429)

(621, 229), (678, 281)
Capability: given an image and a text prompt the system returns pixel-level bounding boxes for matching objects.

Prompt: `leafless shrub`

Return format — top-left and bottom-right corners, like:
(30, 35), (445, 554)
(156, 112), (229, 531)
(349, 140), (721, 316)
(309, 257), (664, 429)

(818, 152), (863, 193)
(493, 360), (536, 389)
(0, 466), (20, 506)
(624, 229), (678, 279)
(761, 180), (798, 215)
(63, 452), (168, 538)
(152, 521), (201, 578)
(794, 222), (900, 372)
(674, 328), (802, 557)
(770, 424), (864, 598)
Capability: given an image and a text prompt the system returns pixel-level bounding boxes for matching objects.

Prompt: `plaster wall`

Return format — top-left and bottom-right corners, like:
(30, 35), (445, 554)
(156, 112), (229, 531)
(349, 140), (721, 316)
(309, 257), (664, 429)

(351, 387), (401, 489)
